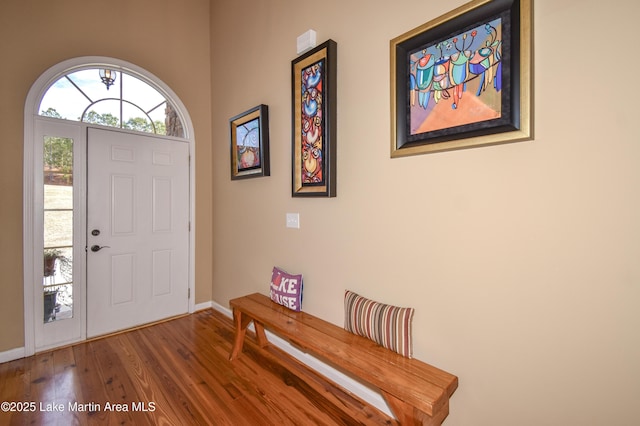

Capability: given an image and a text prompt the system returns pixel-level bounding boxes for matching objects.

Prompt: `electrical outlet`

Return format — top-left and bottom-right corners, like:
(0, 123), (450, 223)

(286, 213), (300, 229)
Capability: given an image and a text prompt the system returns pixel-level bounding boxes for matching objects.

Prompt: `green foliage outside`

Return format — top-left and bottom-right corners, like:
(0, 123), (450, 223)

(83, 109), (166, 134)
(44, 136), (73, 178)
(41, 107), (166, 135)
(41, 109), (73, 179)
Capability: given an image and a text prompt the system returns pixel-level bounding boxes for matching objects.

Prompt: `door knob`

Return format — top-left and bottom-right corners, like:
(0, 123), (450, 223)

(90, 245), (110, 252)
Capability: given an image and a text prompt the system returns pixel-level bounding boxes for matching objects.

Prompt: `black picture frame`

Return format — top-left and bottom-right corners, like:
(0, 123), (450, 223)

(229, 104), (270, 180)
(291, 39), (337, 197)
(390, 0), (532, 157)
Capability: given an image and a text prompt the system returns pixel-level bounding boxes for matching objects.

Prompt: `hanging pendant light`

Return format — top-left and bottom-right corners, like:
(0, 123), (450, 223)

(99, 69), (117, 90)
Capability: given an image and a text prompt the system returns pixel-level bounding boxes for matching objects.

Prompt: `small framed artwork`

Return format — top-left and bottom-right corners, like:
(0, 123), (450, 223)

(229, 104), (270, 180)
(390, 0), (533, 157)
(291, 39), (337, 197)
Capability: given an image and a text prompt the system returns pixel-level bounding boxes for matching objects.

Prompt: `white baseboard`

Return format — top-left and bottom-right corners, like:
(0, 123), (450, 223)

(211, 300), (393, 418)
(194, 300), (213, 311)
(0, 347), (26, 363)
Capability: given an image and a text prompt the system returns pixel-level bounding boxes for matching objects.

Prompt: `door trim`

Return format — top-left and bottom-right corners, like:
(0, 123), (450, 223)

(23, 57), (196, 356)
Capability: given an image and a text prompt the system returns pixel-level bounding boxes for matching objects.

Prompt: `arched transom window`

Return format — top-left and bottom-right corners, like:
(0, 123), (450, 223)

(39, 68), (184, 137)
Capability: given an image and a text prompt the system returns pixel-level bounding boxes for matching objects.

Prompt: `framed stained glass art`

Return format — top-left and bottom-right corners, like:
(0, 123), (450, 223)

(230, 104), (270, 180)
(291, 40), (337, 197)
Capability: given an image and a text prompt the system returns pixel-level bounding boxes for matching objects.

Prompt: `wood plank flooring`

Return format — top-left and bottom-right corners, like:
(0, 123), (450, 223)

(0, 309), (396, 425)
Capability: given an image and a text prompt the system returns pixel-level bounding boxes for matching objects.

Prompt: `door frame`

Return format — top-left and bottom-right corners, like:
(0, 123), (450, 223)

(23, 57), (196, 356)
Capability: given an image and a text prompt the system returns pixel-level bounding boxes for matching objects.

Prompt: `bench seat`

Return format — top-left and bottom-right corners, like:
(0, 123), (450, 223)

(228, 293), (458, 425)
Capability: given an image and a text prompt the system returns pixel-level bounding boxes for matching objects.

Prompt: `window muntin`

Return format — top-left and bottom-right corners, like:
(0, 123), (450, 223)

(39, 68), (183, 137)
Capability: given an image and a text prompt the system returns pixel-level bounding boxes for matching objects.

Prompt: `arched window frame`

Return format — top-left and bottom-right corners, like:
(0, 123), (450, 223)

(23, 56), (196, 357)
(38, 65), (185, 137)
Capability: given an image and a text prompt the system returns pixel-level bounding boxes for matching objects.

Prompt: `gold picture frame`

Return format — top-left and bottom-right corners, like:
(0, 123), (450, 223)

(230, 104), (270, 180)
(291, 40), (337, 197)
(390, 0), (533, 157)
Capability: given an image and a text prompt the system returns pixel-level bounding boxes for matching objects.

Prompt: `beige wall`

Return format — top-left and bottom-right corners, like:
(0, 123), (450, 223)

(1, 0), (639, 424)
(0, 0), (213, 350)
(210, 0), (640, 425)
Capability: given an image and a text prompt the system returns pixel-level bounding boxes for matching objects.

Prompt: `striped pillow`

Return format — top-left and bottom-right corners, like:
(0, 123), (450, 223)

(344, 290), (414, 358)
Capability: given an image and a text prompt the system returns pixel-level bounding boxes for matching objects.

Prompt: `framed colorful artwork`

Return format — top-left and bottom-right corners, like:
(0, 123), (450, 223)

(229, 104), (270, 180)
(291, 39), (337, 197)
(390, 0), (533, 157)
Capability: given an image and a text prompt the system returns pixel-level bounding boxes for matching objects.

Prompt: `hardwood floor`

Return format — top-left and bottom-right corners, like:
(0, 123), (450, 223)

(0, 309), (395, 425)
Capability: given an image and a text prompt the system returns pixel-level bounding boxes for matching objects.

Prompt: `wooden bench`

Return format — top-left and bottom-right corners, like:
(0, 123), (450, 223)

(228, 293), (458, 425)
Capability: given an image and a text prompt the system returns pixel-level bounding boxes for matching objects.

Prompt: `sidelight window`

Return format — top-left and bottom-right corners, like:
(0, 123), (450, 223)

(43, 136), (74, 322)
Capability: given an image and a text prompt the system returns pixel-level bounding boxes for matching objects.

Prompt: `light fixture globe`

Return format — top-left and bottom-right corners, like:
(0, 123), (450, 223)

(99, 69), (117, 90)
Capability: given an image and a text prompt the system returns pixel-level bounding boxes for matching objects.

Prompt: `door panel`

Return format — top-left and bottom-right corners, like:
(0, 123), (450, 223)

(112, 175), (135, 234)
(87, 128), (189, 337)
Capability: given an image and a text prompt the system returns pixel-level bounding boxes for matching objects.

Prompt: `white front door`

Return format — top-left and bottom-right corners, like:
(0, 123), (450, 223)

(86, 127), (189, 337)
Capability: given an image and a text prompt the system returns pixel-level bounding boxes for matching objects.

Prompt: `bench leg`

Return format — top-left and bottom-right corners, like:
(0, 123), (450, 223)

(254, 321), (269, 348)
(229, 309), (254, 361)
